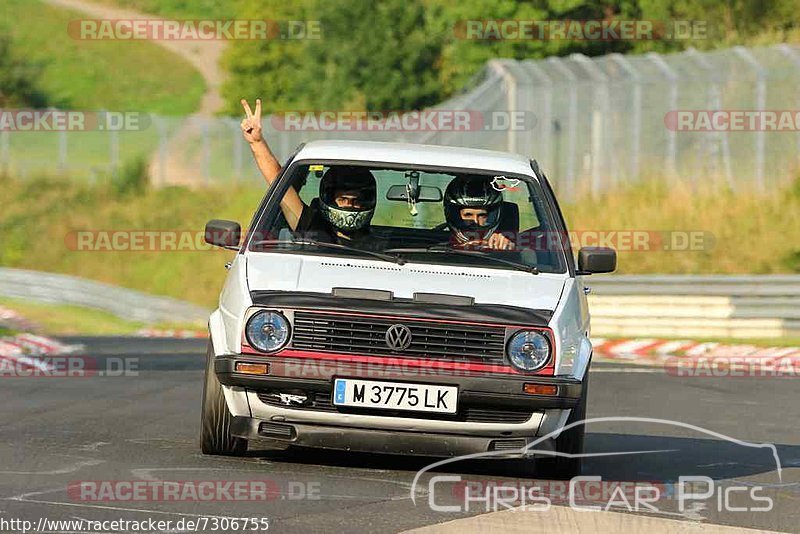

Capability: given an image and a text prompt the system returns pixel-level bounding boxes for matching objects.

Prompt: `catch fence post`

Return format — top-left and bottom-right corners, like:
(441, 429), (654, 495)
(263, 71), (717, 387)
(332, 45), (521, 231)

(733, 46), (766, 192)
(609, 54), (642, 186)
(647, 53), (678, 180)
(570, 53), (610, 197)
(547, 57), (578, 201)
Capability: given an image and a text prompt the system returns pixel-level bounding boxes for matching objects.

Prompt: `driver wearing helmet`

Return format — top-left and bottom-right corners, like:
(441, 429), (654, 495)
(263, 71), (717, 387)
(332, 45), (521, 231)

(239, 98), (377, 246)
(444, 175), (515, 250)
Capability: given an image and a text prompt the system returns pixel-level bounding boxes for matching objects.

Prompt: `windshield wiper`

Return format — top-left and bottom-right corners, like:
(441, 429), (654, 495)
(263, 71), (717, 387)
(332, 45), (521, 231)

(384, 245), (539, 274)
(251, 239), (406, 265)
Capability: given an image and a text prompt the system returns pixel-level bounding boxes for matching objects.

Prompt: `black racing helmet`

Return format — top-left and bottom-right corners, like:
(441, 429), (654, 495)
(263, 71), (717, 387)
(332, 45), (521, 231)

(444, 175), (503, 241)
(318, 166), (377, 233)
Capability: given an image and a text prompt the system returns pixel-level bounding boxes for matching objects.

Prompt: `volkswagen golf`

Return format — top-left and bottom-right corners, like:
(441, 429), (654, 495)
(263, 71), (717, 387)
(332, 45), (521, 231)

(200, 140), (615, 478)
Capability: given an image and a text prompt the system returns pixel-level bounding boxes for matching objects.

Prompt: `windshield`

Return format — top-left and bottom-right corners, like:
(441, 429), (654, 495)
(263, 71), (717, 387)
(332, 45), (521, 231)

(248, 162), (568, 274)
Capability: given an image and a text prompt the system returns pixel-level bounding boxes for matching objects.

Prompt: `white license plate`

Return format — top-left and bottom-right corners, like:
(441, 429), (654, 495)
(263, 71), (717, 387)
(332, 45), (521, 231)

(333, 379), (458, 414)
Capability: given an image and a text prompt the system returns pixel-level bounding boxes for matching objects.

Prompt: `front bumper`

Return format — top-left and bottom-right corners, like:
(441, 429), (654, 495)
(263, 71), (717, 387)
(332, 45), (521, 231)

(230, 416), (557, 458)
(216, 354), (582, 409)
(217, 353), (582, 458)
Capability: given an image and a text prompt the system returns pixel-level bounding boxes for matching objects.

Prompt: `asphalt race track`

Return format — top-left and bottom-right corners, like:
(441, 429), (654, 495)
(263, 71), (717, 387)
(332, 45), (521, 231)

(1, 337), (797, 533)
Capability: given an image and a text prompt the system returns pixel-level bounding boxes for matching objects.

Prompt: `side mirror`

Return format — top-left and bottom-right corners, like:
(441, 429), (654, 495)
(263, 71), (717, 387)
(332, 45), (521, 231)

(205, 219), (241, 250)
(576, 247), (616, 275)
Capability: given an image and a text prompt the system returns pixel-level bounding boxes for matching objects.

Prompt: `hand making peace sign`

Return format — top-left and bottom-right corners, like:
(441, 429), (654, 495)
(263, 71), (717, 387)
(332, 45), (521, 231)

(240, 98), (263, 145)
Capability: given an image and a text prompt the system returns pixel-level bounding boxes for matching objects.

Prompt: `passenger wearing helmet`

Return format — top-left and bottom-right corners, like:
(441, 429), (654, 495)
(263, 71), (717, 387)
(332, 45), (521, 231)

(294, 166), (378, 244)
(239, 98), (378, 246)
(444, 175), (515, 250)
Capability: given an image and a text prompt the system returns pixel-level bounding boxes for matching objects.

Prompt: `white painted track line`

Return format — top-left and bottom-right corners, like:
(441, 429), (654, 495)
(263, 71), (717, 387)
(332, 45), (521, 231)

(403, 505), (778, 533)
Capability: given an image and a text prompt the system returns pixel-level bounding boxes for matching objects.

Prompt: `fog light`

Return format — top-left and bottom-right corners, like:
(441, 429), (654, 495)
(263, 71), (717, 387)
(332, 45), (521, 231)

(523, 383), (557, 396)
(235, 362), (269, 375)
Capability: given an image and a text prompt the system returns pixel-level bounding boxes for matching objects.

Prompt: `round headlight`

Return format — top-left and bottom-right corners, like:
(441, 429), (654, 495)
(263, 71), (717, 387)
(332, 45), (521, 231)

(507, 330), (550, 371)
(245, 311), (290, 353)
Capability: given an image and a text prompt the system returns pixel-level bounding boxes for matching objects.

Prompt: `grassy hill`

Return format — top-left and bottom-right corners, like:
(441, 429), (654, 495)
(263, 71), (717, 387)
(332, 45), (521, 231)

(3, 0), (205, 114)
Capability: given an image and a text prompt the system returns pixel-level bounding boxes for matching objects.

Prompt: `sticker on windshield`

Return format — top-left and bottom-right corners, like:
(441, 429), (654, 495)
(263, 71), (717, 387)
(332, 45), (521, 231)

(490, 176), (521, 192)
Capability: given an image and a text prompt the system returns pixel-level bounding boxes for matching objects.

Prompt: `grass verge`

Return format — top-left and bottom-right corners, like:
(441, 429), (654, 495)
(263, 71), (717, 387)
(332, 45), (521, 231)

(0, 297), (205, 336)
(0, 173), (798, 309)
(561, 177), (800, 274)
(0, 173), (261, 308)
(0, 326), (17, 337)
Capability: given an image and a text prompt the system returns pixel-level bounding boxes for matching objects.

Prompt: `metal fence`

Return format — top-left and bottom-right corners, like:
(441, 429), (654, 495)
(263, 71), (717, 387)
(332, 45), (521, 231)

(2, 44), (799, 196)
(588, 274), (800, 338)
(426, 43), (800, 199)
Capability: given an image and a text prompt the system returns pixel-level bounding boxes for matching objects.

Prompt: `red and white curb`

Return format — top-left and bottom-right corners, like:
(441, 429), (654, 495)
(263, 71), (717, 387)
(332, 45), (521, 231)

(593, 337), (800, 374)
(0, 306), (37, 331)
(0, 333), (84, 373)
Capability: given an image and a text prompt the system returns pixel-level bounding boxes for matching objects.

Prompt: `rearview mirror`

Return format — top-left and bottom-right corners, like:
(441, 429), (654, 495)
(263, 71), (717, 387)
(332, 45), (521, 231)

(205, 219), (241, 249)
(576, 247), (616, 274)
(386, 185), (443, 202)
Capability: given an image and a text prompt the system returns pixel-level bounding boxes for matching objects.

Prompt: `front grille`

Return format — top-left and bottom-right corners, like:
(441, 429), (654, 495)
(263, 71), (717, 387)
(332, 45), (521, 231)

(291, 311), (507, 362)
(256, 390), (533, 424)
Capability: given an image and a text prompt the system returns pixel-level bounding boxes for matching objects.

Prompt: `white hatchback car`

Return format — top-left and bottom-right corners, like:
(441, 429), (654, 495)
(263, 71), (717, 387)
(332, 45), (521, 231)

(201, 140), (615, 478)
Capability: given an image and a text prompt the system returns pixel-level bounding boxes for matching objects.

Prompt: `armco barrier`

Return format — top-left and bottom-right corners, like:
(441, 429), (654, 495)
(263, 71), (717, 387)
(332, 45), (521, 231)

(588, 275), (800, 339)
(0, 269), (797, 338)
(0, 267), (208, 324)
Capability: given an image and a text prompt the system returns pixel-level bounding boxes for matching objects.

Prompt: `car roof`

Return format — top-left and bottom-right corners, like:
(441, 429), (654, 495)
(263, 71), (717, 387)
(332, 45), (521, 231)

(293, 140), (537, 177)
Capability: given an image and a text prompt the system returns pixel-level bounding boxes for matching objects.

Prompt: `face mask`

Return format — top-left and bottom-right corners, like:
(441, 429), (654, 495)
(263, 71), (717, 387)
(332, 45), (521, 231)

(319, 202), (375, 232)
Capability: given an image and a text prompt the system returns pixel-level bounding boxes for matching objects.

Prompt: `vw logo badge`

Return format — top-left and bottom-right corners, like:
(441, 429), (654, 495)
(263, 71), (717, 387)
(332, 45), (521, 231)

(385, 324), (412, 351)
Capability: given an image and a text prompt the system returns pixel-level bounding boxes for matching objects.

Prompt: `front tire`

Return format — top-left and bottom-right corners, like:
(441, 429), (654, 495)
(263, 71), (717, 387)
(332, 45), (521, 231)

(536, 370), (589, 479)
(200, 341), (247, 456)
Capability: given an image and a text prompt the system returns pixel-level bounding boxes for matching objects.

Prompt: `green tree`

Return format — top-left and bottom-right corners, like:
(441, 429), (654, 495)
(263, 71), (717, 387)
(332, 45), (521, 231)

(429, 0), (641, 95)
(223, 0), (444, 113)
(0, 34), (47, 107)
(223, 0), (800, 114)
(221, 0), (317, 115)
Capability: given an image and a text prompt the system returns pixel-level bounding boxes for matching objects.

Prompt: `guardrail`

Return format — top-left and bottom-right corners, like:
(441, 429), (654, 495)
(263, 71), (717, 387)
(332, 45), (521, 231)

(0, 268), (208, 324)
(0, 269), (797, 338)
(588, 275), (800, 338)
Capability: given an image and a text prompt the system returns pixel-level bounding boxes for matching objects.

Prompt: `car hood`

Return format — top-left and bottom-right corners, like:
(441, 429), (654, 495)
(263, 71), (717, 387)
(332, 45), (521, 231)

(245, 253), (566, 311)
